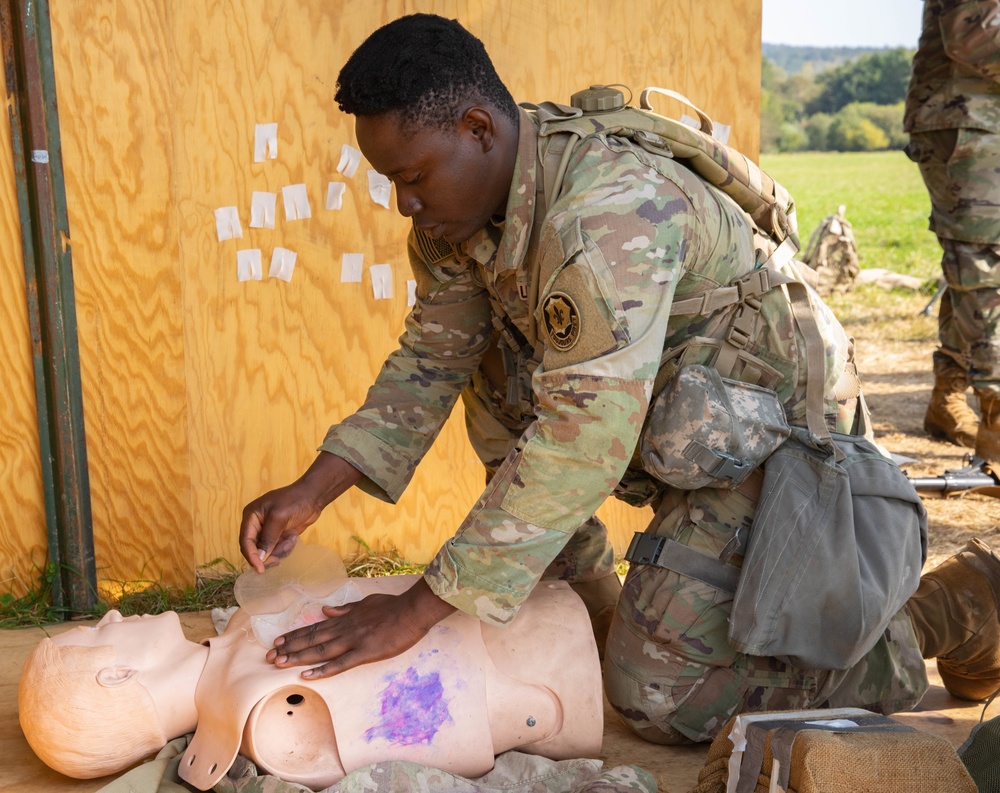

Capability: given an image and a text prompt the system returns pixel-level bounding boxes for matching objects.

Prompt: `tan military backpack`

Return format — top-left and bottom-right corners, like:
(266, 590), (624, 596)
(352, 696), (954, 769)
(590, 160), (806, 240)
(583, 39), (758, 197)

(527, 85), (800, 254)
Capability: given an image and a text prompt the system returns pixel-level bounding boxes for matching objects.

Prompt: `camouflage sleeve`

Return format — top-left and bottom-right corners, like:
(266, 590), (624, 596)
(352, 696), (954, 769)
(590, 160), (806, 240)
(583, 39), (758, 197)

(941, 0), (1000, 81)
(425, 137), (756, 624)
(320, 229), (492, 503)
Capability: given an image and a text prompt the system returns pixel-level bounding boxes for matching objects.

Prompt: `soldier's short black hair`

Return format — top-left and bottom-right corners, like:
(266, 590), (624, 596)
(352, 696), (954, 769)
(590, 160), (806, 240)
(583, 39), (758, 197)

(334, 13), (518, 133)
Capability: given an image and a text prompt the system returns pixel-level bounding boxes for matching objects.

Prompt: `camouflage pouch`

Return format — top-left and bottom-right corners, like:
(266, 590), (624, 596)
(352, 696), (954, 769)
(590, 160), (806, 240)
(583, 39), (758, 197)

(640, 364), (790, 490)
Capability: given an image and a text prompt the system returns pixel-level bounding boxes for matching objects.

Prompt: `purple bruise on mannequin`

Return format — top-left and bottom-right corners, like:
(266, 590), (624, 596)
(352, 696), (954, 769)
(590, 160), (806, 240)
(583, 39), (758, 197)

(364, 667), (451, 745)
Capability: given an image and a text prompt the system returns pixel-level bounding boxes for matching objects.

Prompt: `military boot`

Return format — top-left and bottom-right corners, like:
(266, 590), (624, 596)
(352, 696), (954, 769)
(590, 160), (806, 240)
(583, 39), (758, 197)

(975, 391), (1000, 465)
(570, 571), (623, 660)
(925, 360), (978, 448)
(907, 538), (1000, 701)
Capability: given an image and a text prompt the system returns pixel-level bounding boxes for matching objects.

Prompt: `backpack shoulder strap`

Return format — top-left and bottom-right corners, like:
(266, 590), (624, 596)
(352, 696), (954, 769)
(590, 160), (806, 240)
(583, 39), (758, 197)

(527, 87), (800, 247)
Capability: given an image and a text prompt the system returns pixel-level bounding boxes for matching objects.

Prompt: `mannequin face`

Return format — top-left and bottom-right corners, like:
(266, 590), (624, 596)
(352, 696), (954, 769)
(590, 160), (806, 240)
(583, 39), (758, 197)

(54, 609), (199, 669)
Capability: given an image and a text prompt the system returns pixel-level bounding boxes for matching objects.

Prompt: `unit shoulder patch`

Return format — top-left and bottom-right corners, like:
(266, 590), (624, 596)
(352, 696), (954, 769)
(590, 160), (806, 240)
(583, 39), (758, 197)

(542, 291), (581, 351)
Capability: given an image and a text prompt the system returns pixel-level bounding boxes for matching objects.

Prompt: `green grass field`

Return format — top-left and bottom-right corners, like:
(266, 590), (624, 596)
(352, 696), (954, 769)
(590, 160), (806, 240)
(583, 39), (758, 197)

(760, 150), (942, 280)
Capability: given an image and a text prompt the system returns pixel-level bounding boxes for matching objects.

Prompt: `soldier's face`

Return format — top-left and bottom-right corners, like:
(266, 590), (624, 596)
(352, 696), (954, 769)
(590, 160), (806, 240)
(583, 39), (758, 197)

(356, 108), (511, 245)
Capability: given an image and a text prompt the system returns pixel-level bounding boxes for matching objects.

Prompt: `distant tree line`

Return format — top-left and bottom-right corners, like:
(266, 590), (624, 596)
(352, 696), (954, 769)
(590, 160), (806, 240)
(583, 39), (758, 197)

(761, 47), (915, 153)
(761, 43), (889, 75)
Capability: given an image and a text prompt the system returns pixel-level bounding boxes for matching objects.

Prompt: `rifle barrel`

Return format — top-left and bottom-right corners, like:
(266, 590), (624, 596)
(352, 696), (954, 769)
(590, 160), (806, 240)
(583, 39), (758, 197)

(909, 475), (996, 493)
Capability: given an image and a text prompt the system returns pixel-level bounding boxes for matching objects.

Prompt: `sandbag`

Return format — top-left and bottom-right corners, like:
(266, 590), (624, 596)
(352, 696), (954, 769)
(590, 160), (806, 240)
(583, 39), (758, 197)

(692, 708), (977, 793)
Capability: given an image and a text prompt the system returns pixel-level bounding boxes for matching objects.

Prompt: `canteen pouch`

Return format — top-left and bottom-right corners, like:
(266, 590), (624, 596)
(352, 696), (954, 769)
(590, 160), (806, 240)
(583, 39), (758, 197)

(640, 364), (790, 490)
(728, 427), (928, 670)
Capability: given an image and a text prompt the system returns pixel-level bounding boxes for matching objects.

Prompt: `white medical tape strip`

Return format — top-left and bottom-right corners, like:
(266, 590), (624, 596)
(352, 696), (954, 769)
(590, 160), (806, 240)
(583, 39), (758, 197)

(215, 206), (243, 241)
(367, 170), (391, 209)
(237, 249), (262, 282)
(254, 123), (278, 162)
(341, 252), (363, 283)
(282, 184), (311, 221)
(250, 191), (277, 229)
(326, 182), (346, 210)
(337, 144), (362, 178)
(268, 247), (297, 282)
(369, 263), (393, 299)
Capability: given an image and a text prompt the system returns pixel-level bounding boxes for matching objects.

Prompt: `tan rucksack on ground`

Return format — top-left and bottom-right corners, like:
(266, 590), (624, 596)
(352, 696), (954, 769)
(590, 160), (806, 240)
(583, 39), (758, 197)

(802, 205), (860, 295)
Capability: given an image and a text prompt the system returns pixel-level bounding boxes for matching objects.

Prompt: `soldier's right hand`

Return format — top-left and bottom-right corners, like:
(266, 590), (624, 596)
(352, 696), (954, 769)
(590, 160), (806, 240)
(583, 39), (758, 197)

(239, 452), (363, 573)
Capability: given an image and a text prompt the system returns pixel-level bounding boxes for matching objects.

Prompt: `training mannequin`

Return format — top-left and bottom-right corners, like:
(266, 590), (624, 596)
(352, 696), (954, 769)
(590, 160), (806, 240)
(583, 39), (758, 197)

(19, 554), (602, 791)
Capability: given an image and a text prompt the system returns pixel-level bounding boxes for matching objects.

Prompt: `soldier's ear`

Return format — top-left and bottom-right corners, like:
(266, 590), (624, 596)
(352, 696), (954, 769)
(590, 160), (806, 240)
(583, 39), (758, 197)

(462, 107), (496, 153)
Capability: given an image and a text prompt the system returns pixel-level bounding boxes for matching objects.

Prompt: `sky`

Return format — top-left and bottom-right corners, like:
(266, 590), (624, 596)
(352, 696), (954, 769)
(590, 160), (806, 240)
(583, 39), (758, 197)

(762, 0), (922, 48)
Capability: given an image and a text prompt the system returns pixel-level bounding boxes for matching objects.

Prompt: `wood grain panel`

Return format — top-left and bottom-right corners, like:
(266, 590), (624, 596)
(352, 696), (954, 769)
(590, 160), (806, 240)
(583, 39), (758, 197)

(0, 23), (48, 598)
(2, 0), (759, 593)
(47, 2), (194, 591)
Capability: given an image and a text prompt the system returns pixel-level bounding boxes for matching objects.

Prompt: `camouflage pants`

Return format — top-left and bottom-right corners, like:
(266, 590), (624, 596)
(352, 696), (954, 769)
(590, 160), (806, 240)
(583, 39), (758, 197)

(934, 239), (1000, 393)
(908, 129), (1000, 244)
(461, 368), (616, 584)
(602, 483), (928, 745)
(909, 129), (1000, 392)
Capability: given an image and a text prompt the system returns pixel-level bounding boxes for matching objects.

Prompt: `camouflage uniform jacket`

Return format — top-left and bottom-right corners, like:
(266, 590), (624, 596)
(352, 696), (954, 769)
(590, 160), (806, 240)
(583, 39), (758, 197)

(320, 107), (854, 626)
(904, 0), (1000, 133)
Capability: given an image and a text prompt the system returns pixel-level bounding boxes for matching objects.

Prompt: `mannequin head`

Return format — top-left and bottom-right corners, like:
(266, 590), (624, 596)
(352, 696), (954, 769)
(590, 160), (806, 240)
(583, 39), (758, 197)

(19, 637), (166, 778)
(18, 610), (207, 779)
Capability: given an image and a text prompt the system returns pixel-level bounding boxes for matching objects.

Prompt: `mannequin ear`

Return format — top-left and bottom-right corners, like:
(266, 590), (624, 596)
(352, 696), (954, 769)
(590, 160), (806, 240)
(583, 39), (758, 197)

(97, 665), (139, 688)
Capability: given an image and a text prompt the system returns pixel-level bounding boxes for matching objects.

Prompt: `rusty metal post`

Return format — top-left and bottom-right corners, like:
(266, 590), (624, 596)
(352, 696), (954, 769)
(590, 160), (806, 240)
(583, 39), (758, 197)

(1, 0), (96, 613)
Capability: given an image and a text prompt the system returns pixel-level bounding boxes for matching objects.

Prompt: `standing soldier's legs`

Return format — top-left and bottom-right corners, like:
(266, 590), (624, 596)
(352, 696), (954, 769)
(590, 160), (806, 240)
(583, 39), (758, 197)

(940, 239), (1000, 461)
(461, 372), (620, 652)
(911, 128), (1000, 453)
(925, 288), (978, 447)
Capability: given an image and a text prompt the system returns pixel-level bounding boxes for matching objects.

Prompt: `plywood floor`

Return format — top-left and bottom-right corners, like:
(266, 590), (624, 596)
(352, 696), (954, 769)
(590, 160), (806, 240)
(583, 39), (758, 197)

(3, 613), (988, 793)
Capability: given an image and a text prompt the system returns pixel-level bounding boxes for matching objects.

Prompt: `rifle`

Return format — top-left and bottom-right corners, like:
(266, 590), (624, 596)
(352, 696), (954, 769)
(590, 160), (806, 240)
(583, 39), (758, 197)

(907, 456), (1000, 497)
(921, 279), (946, 317)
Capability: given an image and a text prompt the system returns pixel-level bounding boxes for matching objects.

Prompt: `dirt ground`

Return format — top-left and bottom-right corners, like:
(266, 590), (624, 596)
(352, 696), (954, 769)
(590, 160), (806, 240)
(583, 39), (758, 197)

(845, 291), (1000, 570)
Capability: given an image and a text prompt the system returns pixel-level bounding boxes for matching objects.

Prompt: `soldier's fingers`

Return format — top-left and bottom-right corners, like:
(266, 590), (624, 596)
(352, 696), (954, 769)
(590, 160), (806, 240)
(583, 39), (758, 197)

(269, 631), (352, 668)
(238, 511), (268, 573)
(270, 532), (300, 561)
(300, 651), (360, 679)
(270, 615), (348, 656)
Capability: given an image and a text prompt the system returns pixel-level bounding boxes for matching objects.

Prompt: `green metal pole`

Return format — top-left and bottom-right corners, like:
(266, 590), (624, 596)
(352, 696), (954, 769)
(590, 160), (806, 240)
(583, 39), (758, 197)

(1, 0), (96, 613)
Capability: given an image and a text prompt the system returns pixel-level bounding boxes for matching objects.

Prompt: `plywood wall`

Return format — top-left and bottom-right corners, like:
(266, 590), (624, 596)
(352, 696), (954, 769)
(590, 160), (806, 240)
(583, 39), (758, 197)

(1, 0), (761, 594)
